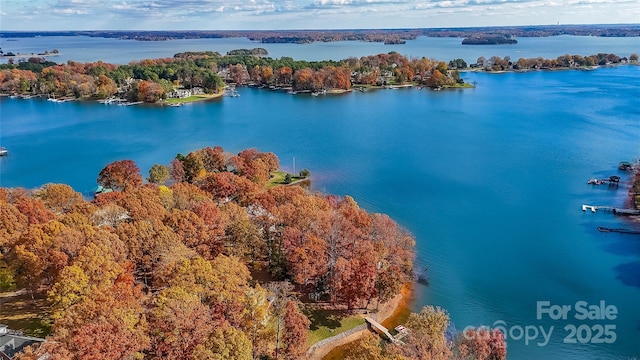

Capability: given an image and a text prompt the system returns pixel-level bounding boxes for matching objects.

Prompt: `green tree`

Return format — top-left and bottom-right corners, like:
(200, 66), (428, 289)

(183, 151), (206, 182)
(148, 164), (170, 185)
(0, 261), (16, 292)
(299, 169), (311, 178)
(448, 58), (468, 69)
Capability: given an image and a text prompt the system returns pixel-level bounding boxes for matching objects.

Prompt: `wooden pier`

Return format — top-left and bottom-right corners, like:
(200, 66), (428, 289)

(597, 226), (640, 235)
(365, 317), (406, 344)
(582, 204), (640, 216)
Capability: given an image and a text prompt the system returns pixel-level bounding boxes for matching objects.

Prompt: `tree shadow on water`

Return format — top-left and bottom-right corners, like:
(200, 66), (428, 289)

(614, 260), (640, 289)
(597, 235), (640, 256)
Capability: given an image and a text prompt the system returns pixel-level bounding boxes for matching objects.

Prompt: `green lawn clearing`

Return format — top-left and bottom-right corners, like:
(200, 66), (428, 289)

(305, 307), (366, 346)
(0, 290), (51, 337)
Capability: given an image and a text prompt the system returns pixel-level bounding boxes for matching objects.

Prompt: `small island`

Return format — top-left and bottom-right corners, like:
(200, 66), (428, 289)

(226, 48), (269, 56)
(462, 35), (518, 45)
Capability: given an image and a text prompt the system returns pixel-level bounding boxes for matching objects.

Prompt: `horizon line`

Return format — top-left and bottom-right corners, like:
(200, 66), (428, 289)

(2, 23), (640, 33)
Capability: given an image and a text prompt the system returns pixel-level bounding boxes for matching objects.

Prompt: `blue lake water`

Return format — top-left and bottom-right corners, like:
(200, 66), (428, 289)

(1, 38), (640, 359)
(1, 34), (639, 65)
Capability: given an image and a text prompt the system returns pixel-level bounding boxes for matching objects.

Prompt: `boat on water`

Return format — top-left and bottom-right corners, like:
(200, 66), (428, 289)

(587, 175), (620, 186)
(618, 161), (633, 171)
(414, 267), (429, 286)
(0, 147), (8, 156)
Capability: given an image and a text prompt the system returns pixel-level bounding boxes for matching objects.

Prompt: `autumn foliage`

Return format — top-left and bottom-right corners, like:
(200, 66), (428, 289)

(1, 145), (415, 359)
(97, 159), (143, 191)
(343, 306), (508, 360)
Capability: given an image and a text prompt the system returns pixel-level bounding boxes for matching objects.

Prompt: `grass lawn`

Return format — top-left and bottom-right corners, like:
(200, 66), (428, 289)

(266, 171), (308, 189)
(266, 171), (287, 189)
(0, 290), (51, 337)
(163, 93), (222, 104)
(443, 82), (475, 89)
(305, 307), (366, 346)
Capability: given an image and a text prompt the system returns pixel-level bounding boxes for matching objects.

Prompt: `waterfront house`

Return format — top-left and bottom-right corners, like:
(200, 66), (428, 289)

(0, 325), (45, 360)
(167, 88), (192, 99)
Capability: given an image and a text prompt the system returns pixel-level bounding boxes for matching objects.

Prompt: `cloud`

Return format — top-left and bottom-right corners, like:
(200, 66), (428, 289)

(1, 0), (638, 30)
(305, 0), (413, 11)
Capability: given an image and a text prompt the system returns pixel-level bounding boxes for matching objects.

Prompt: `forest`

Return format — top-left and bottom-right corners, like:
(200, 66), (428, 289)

(0, 146), (420, 359)
(472, 52), (637, 71)
(1, 47), (637, 104)
(0, 50), (465, 102)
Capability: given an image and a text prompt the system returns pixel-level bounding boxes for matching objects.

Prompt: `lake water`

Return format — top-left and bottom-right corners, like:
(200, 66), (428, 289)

(1, 37), (640, 359)
(1, 34), (639, 65)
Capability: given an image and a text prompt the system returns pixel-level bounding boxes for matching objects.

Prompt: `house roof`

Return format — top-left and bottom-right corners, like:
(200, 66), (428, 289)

(0, 325), (45, 359)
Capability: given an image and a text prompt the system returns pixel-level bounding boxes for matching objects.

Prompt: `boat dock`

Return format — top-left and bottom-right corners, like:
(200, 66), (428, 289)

(597, 226), (640, 235)
(587, 176), (621, 186)
(582, 204), (640, 216)
(364, 317), (406, 344)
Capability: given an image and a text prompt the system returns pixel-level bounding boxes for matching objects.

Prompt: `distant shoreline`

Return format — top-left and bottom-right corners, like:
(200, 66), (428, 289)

(1, 48), (635, 103)
(2, 53), (60, 59)
(1, 24), (639, 43)
(460, 62), (636, 74)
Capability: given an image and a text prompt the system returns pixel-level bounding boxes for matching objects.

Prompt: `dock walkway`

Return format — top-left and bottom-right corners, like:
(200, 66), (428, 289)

(364, 317), (405, 344)
(597, 226), (640, 235)
(582, 204), (640, 216)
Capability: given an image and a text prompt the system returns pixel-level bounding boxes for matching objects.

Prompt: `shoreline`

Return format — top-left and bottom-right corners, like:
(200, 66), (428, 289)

(460, 62), (637, 74)
(160, 93), (223, 105)
(1, 92), (223, 105)
(629, 161), (640, 216)
(307, 283), (413, 360)
(1, 53), (60, 60)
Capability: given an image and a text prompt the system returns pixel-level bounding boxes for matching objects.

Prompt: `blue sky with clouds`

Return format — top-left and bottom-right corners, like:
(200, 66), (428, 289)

(1, 0), (638, 31)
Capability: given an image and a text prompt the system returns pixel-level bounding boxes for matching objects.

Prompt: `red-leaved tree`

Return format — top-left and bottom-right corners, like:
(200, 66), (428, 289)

(282, 300), (310, 360)
(97, 160), (142, 191)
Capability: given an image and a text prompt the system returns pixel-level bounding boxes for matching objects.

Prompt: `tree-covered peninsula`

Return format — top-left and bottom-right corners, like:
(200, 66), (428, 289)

(1, 48), (636, 104)
(0, 50), (467, 102)
(0, 146), (417, 359)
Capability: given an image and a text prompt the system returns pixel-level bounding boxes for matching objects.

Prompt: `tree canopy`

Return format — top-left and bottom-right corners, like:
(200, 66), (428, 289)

(1, 145), (416, 359)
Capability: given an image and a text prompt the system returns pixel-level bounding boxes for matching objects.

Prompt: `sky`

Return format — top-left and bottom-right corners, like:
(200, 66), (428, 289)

(1, 0), (639, 31)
